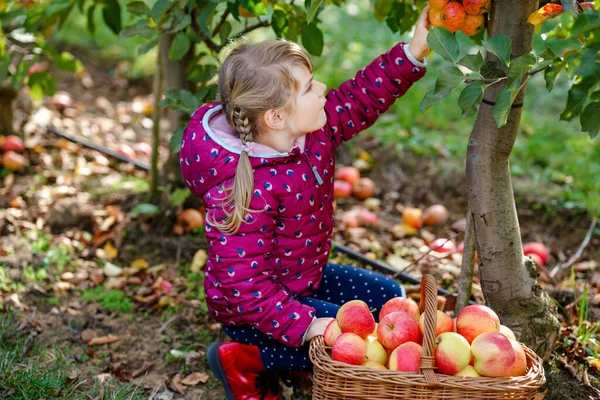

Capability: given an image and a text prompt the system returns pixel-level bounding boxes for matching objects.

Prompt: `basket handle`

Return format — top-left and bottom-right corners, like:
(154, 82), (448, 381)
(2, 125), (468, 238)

(418, 274), (439, 388)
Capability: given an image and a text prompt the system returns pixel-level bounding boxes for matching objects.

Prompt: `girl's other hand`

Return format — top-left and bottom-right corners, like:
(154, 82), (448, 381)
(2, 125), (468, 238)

(409, 5), (431, 62)
(304, 317), (335, 342)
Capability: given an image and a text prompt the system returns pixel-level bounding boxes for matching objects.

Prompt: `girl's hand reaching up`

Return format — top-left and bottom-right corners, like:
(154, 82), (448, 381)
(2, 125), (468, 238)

(409, 6), (431, 62)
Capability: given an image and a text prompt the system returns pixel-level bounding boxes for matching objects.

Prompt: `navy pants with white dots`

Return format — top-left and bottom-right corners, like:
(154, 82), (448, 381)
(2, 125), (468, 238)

(222, 264), (406, 373)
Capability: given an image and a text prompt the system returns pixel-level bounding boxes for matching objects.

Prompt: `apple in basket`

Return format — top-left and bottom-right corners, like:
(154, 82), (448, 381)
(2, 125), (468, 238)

(324, 319), (342, 347)
(331, 332), (366, 365)
(456, 304), (500, 343)
(365, 336), (387, 365)
(388, 341), (423, 373)
(336, 300), (376, 339)
(361, 360), (388, 370)
(419, 309), (454, 337)
(434, 332), (471, 375)
(506, 339), (527, 377)
(471, 332), (516, 377)
(454, 365), (481, 377)
(379, 297), (420, 321)
(377, 311), (420, 350)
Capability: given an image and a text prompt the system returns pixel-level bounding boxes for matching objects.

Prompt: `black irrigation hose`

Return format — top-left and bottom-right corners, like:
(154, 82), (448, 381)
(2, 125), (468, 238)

(46, 125), (151, 172)
(333, 242), (476, 305)
(46, 125), (475, 305)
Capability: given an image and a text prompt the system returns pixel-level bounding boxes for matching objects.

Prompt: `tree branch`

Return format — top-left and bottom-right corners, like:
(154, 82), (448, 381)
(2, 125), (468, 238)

(212, 10), (231, 38)
(464, 63), (550, 85)
(561, 0), (579, 17)
(549, 217), (597, 280)
(215, 20), (270, 53)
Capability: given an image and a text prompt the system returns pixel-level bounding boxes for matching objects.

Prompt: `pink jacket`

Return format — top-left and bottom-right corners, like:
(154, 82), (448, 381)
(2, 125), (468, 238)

(180, 42), (426, 347)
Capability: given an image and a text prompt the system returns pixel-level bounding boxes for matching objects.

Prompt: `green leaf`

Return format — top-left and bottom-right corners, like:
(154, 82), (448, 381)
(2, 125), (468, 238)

(219, 21), (232, 43)
(87, 4), (96, 33)
(180, 90), (201, 113)
(506, 54), (536, 89)
(131, 203), (161, 216)
(420, 88), (453, 113)
(49, 51), (83, 73)
(11, 59), (29, 91)
(0, 53), (10, 82)
(169, 32), (191, 61)
(492, 85), (523, 128)
(103, 0), (122, 35)
(560, 75), (596, 121)
(306, 0), (323, 23)
(483, 35), (511, 65)
(172, 14), (192, 32)
(138, 36), (159, 56)
(188, 64), (218, 84)
(198, 3), (217, 36)
(544, 60), (565, 91)
(427, 27), (459, 63)
(385, 2), (418, 34)
(374, 0), (392, 22)
(28, 71), (57, 101)
(539, 47), (557, 60)
(434, 66), (464, 95)
(151, 0), (173, 22)
(458, 52), (484, 72)
(119, 20), (153, 39)
(170, 126), (185, 154)
(458, 82), (485, 118)
(301, 23), (323, 56)
(580, 101), (600, 139)
(126, 1), (150, 16)
(170, 188), (191, 207)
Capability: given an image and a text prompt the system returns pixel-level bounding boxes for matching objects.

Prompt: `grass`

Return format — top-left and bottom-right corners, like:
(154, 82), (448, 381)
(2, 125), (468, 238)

(0, 311), (146, 399)
(82, 286), (134, 313)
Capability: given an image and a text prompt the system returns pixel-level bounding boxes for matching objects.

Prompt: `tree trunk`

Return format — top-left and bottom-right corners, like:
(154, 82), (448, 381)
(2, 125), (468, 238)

(0, 86), (16, 136)
(466, 0), (560, 360)
(159, 33), (194, 185)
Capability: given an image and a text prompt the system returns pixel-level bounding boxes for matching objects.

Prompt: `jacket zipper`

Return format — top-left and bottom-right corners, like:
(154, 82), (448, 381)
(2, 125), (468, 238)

(304, 154), (323, 185)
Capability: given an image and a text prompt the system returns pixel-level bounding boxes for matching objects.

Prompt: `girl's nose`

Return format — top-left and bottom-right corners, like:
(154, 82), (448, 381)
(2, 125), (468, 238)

(318, 81), (327, 95)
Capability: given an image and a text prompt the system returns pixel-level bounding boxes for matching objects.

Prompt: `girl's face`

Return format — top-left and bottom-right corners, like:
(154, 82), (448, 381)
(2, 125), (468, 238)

(289, 65), (327, 135)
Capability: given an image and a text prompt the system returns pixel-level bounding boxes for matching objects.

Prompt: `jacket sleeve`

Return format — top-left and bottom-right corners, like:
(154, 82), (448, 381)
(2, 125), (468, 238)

(323, 42), (426, 149)
(206, 200), (317, 348)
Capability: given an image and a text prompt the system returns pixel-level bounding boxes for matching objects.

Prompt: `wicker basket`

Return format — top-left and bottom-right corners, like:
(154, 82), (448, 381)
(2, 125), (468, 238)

(309, 274), (546, 399)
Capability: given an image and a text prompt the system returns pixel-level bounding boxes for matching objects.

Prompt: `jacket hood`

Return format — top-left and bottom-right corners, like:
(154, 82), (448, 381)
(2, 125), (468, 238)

(179, 102), (306, 199)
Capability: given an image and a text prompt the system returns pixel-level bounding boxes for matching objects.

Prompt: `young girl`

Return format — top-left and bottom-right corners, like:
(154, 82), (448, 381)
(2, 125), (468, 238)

(180, 7), (431, 400)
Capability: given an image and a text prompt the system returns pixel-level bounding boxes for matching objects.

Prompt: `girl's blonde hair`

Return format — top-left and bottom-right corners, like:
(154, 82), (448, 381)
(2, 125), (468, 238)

(207, 39), (313, 235)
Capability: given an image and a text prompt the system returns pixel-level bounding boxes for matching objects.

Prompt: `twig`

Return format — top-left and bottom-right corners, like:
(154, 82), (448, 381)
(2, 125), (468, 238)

(549, 217), (597, 280)
(212, 10), (231, 38)
(216, 20), (270, 53)
(395, 231), (463, 276)
(464, 65), (549, 85)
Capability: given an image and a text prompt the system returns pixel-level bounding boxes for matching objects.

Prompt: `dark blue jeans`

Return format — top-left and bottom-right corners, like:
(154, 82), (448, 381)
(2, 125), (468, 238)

(222, 264), (406, 372)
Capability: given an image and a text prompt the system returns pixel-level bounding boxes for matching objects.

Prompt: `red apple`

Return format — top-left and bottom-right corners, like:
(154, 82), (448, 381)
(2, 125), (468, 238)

(422, 204), (449, 225)
(116, 144), (136, 160)
(324, 319), (342, 347)
(2, 135), (25, 153)
(377, 311), (420, 350)
(499, 324), (517, 341)
(435, 332), (471, 375)
(388, 341), (422, 373)
(334, 180), (353, 198)
(331, 332), (366, 365)
(402, 207), (423, 229)
(456, 304), (500, 344)
(581, 2), (595, 10)
(454, 365), (481, 377)
(132, 141), (152, 158)
(522, 242), (549, 265)
(429, 238), (457, 253)
(365, 336), (387, 365)
(506, 339), (527, 377)
(335, 166), (361, 185)
(336, 300), (376, 339)
(2, 151), (26, 171)
(379, 297), (420, 322)
(342, 212), (360, 229)
(471, 332), (516, 377)
(419, 310), (454, 337)
(353, 177), (376, 199)
(361, 360), (388, 370)
(527, 253), (544, 266)
(357, 210), (378, 227)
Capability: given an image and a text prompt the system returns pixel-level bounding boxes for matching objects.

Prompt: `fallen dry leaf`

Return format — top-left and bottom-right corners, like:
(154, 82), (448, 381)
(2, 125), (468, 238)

(130, 258), (149, 270)
(181, 371), (209, 386)
(88, 334), (122, 346)
(168, 373), (187, 395)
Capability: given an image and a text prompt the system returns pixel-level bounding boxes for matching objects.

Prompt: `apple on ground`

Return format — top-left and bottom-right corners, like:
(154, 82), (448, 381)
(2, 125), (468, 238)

(454, 365), (481, 377)
(379, 297), (420, 322)
(334, 180), (353, 199)
(2, 135), (25, 153)
(357, 210), (378, 226)
(429, 238), (457, 254)
(456, 304), (500, 344)
(324, 319), (342, 347)
(336, 299), (376, 339)
(435, 332), (471, 375)
(2, 151), (27, 171)
(422, 204), (449, 226)
(499, 324), (517, 341)
(365, 336), (388, 365)
(331, 332), (366, 365)
(523, 242), (549, 265)
(388, 342), (423, 373)
(361, 360), (387, 370)
(402, 207), (423, 229)
(377, 311), (420, 350)
(471, 332), (516, 377)
(419, 310), (454, 337)
(335, 166), (361, 185)
(353, 177), (376, 199)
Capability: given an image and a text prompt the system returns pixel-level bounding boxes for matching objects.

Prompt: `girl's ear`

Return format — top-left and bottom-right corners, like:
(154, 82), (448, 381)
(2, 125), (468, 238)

(262, 108), (287, 131)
